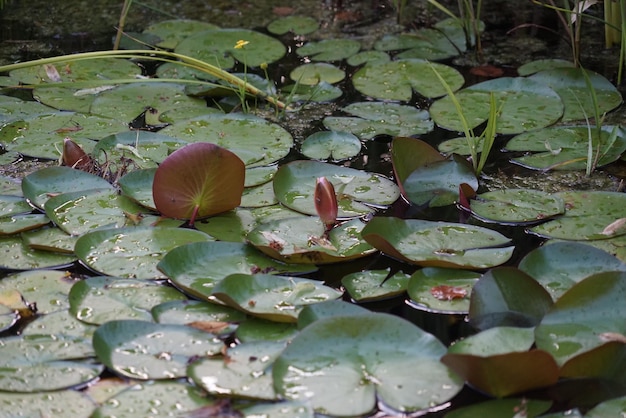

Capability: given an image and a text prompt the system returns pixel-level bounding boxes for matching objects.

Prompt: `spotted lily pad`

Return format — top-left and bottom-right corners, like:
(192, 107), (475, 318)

(352, 59), (464, 101)
(93, 319), (223, 380)
(143, 19), (219, 49)
(505, 125), (626, 171)
(74, 226), (212, 279)
(69, 276), (186, 325)
(341, 268), (410, 302)
(212, 274), (342, 322)
(529, 191), (626, 240)
(0, 270), (77, 314)
(272, 312), (462, 416)
(430, 77), (564, 134)
(289, 63), (345, 85)
(407, 267), (481, 313)
(323, 101), (434, 139)
(273, 160), (399, 217)
(267, 15), (319, 35)
(157, 241), (316, 301)
(470, 188), (565, 224)
(247, 217), (375, 264)
(0, 235), (77, 270)
(374, 30), (460, 61)
(362, 217), (514, 269)
(300, 130), (361, 161)
(174, 28), (286, 69)
(296, 39), (360, 62)
(0, 389), (96, 417)
(0, 213), (50, 235)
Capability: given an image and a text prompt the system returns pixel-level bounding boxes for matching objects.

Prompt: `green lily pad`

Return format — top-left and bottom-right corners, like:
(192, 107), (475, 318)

(470, 188), (565, 224)
(0, 213), (50, 235)
(347, 50), (390, 66)
(22, 310), (97, 340)
(244, 165), (278, 187)
(430, 76), (564, 134)
(22, 165), (113, 210)
(92, 130), (190, 170)
(273, 160), (399, 217)
(361, 217), (514, 269)
(505, 125), (626, 171)
(352, 59), (464, 101)
(44, 188), (145, 235)
(0, 175), (23, 196)
(0, 235), (77, 270)
(240, 181), (277, 207)
(529, 68), (622, 122)
(584, 395), (626, 417)
(469, 267), (553, 330)
(341, 268), (410, 302)
(143, 19), (219, 49)
(323, 101), (434, 139)
(92, 380), (216, 418)
(407, 267), (481, 313)
(69, 276), (186, 325)
(0, 112), (128, 159)
(297, 300), (371, 328)
(89, 82), (208, 124)
(189, 340), (285, 399)
(374, 29), (460, 61)
(117, 167), (157, 210)
(212, 274), (342, 322)
(442, 327), (559, 398)
(0, 334), (102, 392)
(267, 15), (319, 35)
(75, 226), (212, 279)
(289, 63), (345, 85)
(240, 400), (314, 418)
(529, 191), (626, 240)
(247, 217), (375, 264)
(391, 136), (446, 197)
(22, 225), (78, 253)
(279, 81), (343, 103)
(519, 241), (626, 300)
(93, 319), (223, 380)
(0, 390), (96, 418)
(300, 130), (361, 161)
(159, 113), (293, 167)
(296, 39), (360, 62)
(272, 312), (462, 416)
(517, 59), (576, 76)
(535, 271), (626, 365)
(152, 299), (246, 326)
(8, 58), (141, 85)
(236, 317), (299, 343)
(0, 195), (31, 217)
(0, 97), (58, 124)
(175, 28), (286, 69)
(403, 154), (478, 207)
(193, 208), (257, 242)
(33, 85), (115, 113)
(158, 241), (316, 301)
(445, 398), (552, 418)
(0, 269), (77, 314)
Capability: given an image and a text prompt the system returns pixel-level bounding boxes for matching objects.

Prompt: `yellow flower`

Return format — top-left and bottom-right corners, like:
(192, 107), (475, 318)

(234, 40), (249, 49)
(260, 62), (268, 70)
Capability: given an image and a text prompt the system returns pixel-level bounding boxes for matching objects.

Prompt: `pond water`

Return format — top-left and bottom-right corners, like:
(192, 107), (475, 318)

(1, 0), (626, 417)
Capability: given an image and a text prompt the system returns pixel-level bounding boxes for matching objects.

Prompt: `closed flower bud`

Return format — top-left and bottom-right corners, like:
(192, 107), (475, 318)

(314, 177), (338, 231)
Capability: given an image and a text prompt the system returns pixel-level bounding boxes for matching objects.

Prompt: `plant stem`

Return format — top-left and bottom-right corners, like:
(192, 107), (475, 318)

(113, 0), (133, 51)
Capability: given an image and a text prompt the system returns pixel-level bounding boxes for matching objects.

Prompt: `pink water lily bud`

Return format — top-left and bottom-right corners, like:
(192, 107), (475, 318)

(315, 177), (338, 231)
(62, 137), (92, 169)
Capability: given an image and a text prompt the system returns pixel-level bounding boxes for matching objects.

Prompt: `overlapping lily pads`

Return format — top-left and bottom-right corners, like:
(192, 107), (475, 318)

(362, 217), (514, 269)
(469, 188), (565, 224)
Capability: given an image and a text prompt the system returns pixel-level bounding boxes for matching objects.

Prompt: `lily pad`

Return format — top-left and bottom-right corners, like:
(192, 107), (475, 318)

(247, 217), (375, 264)
(517, 59), (576, 76)
(152, 142), (245, 222)
(143, 19), (220, 49)
(152, 299), (246, 326)
(159, 113), (294, 167)
(442, 327), (559, 398)
(518, 241), (626, 300)
(189, 340), (285, 399)
(296, 39), (360, 61)
(74, 226), (212, 279)
(535, 271), (626, 365)
(0, 235), (77, 270)
(403, 154), (478, 207)
(212, 274), (342, 322)
(117, 167), (157, 210)
(300, 130), (361, 161)
(323, 101), (434, 139)
(352, 59), (464, 101)
(470, 188), (565, 224)
(391, 136), (446, 196)
(22, 165), (113, 210)
(93, 319), (223, 380)
(267, 15), (319, 35)
(273, 160), (399, 217)
(469, 267), (553, 330)
(8, 58), (140, 85)
(0, 334), (102, 392)
(289, 63), (345, 85)
(0, 390), (96, 418)
(175, 28), (286, 69)
(0, 213), (50, 235)
(430, 76), (564, 134)
(0, 195), (31, 217)
(0, 269), (77, 314)
(529, 191), (626, 240)
(69, 276), (186, 325)
(361, 217), (514, 269)
(341, 268), (410, 302)
(529, 68), (622, 122)
(407, 267), (481, 313)
(272, 312), (462, 416)
(505, 125), (626, 171)
(0, 112), (128, 159)
(157, 241), (316, 300)
(374, 30), (460, 61)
